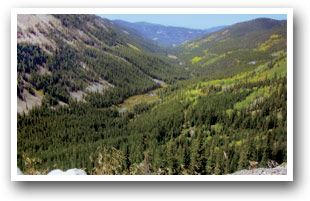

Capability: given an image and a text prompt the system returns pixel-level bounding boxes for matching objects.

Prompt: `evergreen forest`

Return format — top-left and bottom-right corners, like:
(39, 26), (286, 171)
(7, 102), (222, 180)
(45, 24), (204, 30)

(16, 14), (288, 175)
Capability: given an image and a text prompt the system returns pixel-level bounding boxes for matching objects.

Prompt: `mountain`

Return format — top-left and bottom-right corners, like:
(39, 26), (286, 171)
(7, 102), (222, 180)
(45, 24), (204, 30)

(112, 20), (228, 47)
(177, 18), (287, 77)
(17, 14), (188, 114)
(17, 16), (287, 176)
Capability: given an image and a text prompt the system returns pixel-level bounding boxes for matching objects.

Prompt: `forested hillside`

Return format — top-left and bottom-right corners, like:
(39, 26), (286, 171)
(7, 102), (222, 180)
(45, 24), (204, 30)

(17, 14), (188, 113)
(17, 15), (287, 175)
(177, 18), (287, 78)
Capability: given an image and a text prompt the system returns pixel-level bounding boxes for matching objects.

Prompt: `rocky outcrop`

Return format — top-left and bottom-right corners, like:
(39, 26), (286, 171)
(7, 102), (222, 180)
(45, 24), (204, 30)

(232, 165), (287, 175)
(17, 168), (87, 175)
(17, 168), (23, 175)
(47, 169), (87, 175)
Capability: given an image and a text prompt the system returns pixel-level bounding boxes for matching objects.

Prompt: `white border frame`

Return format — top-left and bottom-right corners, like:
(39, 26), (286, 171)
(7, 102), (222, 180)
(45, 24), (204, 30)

(11, 8), (293, 181)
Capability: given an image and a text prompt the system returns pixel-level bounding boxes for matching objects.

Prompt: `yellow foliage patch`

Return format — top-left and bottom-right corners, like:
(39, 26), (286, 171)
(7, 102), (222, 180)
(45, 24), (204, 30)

(258, 34), (282, 51)
(191, 56), (202, 64)
(127, 43), (141, 52)
(36, 90), (44, 97)
(188, 42), (199, 49)
(270, 34), (280, 39)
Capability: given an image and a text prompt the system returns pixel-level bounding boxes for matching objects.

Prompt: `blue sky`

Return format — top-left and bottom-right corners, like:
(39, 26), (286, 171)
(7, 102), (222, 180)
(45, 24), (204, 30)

(98, 14), (286, 29)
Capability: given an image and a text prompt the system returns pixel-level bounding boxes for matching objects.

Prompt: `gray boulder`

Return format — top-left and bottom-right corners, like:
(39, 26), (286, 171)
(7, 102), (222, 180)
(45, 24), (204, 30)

(17, 168), (23, 175)
(47, 168), (87, 175)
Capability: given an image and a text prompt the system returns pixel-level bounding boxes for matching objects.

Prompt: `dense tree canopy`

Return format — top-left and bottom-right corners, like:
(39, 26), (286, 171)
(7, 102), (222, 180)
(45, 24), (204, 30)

(17, 14), (287, 175)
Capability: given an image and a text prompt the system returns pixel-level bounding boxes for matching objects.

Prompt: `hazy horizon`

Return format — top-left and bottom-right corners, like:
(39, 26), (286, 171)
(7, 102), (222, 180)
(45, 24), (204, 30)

(98, 14), (287, 29)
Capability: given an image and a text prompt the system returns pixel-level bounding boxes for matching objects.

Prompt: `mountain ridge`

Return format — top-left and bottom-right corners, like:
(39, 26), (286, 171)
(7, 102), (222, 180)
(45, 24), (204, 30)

(17, 14), (188, 113)
(176, 17), (287, 78)
(112, 19), (228, 47)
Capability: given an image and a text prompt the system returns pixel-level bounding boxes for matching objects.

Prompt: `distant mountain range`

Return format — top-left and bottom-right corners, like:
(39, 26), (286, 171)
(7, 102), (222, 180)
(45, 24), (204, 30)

(112, 20), (228, 47)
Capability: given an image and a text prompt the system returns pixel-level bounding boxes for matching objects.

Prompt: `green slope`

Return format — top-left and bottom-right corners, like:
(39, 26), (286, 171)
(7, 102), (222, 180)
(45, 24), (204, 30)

(177, 18), (287, 78)
(18, 52), (287, 175)
(17, 16), (288, 175)
(17, 14), (188, 110)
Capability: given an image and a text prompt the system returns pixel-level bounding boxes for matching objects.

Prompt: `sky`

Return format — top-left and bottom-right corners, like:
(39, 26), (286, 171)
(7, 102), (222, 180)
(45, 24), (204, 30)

(98, 14), (287, 29)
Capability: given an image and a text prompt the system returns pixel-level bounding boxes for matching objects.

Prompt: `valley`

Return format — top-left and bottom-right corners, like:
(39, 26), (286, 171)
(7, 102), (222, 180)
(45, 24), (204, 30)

(115, 85), (164, 114)
(112, 19), (228, 47)
(16, 14), (288, 175)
